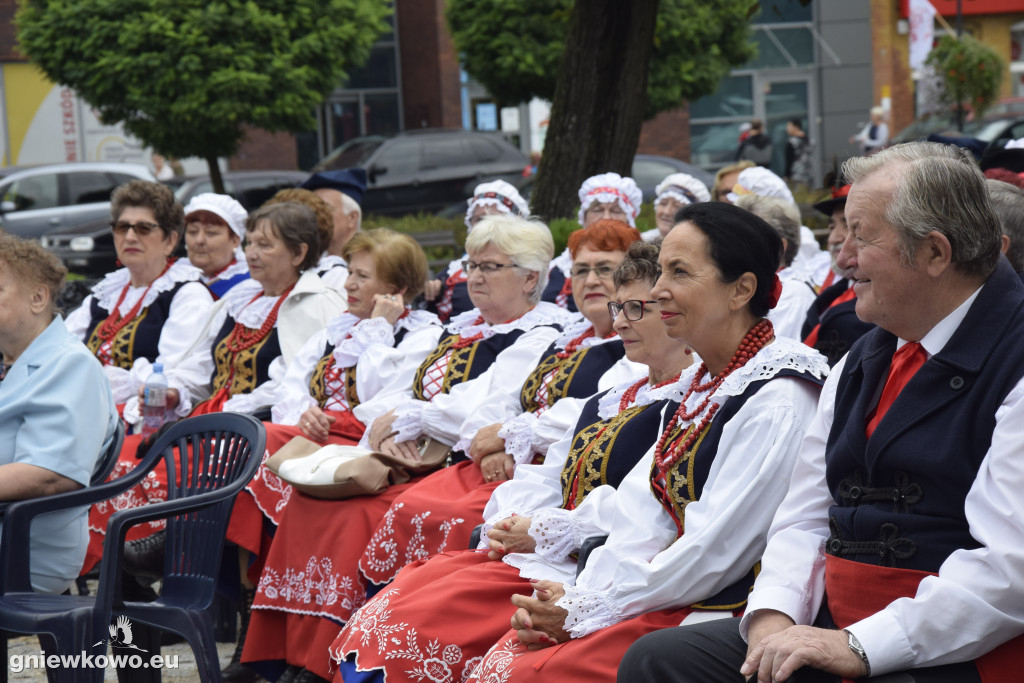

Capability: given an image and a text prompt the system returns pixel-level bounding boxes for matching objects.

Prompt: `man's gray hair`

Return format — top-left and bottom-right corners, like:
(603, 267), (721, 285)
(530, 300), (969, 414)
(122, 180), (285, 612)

(734, 194), (801, 267)
(987, 179), (1024, 272)
(841, 142), (1001, 278)
(340, 192), (363, 230)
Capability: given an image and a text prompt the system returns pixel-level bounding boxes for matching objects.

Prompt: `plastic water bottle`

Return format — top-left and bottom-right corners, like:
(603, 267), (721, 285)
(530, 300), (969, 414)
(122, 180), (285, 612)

(141, 363), (168, 439)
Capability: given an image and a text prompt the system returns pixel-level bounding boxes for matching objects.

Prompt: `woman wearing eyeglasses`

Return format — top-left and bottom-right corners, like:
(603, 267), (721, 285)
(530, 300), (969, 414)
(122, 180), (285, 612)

(241, 215), (575, 682)
(80, 201), (347, 577)
(345, 220), (643, 595)
(329, 240), (693, 683)
(542, 173), (643, 312)
(424, 180), (531, 323)
(65, 179), (214, 416)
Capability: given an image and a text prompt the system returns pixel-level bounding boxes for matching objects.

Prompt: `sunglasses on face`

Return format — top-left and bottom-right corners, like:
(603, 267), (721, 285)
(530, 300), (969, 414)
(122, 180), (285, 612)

(607, 299), (657, 321)
(111, 220), (162, 237)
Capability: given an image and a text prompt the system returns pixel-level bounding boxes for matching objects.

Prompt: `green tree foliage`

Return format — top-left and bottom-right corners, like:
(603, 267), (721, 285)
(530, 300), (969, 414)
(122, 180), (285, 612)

(926, 34), (1004, 123)
(16, 0), (391, 187)
(447, 0), (756, 118)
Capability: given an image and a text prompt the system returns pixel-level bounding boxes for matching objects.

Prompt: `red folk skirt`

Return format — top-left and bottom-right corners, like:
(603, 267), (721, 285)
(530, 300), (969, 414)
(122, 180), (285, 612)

(330, 549), (532, 682)
(83, 433), (168, 574)
(358, 460), (500, 586)
(225, 411), (366, 584)
(825, 554), (1022, 682)
(242, 482), (417, 679)
(467, 606), (724, 682)
(83, 393), (248, 575)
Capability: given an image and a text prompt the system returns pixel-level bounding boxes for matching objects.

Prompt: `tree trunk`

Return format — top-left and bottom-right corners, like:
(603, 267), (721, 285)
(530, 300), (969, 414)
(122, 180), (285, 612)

(530, 0), (660, 222)
(206, 154), (226, 195)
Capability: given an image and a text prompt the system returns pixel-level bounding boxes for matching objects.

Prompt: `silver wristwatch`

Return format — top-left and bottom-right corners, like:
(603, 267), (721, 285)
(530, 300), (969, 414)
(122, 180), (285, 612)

(844, 629), (872, 677)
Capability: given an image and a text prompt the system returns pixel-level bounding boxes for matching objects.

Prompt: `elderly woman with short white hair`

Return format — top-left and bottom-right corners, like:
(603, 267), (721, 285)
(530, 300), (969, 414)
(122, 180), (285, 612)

(424, 179), (530, 322)
(643, 172), (711, 241)
(242, 214), (576, 682)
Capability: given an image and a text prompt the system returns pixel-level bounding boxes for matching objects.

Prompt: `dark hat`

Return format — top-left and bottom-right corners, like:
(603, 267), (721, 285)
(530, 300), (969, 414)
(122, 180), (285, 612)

(980, 148), (1024, 174)
(813, 183), (851, 217)
(925, 134), (988, 161)
(300, 168), (368, 206)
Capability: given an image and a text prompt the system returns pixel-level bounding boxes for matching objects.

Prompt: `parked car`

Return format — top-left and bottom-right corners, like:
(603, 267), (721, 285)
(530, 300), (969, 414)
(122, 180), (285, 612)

(173, 170), (309, 211)
(889, 98), (1024, 154)
(42, 170), (304, 276)
(313, 129), (529, 216)
(0, 162), (155, 239)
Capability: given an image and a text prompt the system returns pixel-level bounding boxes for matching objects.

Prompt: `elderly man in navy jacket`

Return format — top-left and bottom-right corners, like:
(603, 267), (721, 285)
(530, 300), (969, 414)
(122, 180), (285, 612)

(618, 141), (1024, 682)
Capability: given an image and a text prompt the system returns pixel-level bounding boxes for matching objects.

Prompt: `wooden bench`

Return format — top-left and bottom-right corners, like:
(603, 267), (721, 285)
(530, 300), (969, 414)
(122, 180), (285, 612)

(411, 229), (462, 271)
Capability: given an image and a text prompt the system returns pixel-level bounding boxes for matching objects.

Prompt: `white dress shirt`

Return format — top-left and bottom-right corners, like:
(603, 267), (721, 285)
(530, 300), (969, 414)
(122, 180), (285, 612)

(742, 287), (1024, 674)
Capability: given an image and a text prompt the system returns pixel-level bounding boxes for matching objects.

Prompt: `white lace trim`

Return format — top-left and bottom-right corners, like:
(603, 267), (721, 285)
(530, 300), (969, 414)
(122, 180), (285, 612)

(442, 255), (467, 278)
(597, 371), (688, 420)
(91, 259), (203, 315)
(221, 278), (284, 329)
(552, 318), (614, 351)
(558, 583), (621, 638)
(665, 336), (828, 411)
(198, 257), (249, 284)
(392, 401), (426, 443)
(550, 248), (572, 277)
(522, 507), (578, 564)
(332, 315), (391, 369)
(498, 411), (540, 465)
(445, 302), (573, 340)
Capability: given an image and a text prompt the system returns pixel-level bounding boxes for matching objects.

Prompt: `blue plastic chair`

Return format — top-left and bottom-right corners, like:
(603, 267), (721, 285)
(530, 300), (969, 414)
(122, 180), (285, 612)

(0, 413), (265, 683)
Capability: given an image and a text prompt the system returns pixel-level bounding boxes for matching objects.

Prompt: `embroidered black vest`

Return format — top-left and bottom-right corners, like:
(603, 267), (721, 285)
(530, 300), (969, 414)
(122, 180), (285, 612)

(541, 268), (578, 313)
(411, 328), (532, 400)
(651, 369), (824, 609)
(800, 278), (875, 367)
(426, 275), (473, 324)
(825, 260), (1024, 572)
(308, 328), (410, 411)
(85, 282), (189, 369)
(559, 389), (665, 510)
(209, 316), (282, 395)
(520, 339), (626, 414)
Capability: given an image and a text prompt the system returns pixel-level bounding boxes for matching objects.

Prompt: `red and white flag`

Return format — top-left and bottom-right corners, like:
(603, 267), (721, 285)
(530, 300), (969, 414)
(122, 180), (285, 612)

(909, 0), (937, 70)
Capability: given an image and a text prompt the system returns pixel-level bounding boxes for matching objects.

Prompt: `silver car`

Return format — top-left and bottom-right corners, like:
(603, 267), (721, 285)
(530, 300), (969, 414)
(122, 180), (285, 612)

(0, 162), (155, 239)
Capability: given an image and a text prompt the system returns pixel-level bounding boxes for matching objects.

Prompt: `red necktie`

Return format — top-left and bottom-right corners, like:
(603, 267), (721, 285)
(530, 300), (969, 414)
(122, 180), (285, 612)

(865, 341), (928, 439)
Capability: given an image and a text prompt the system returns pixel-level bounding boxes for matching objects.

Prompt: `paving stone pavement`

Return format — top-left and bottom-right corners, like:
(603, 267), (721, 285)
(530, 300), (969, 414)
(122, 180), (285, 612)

(7, 633), (240, 681)
(5, 580), (263, 681)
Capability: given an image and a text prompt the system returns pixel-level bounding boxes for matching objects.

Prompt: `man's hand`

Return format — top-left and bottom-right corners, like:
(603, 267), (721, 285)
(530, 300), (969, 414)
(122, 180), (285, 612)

(741, 622), (868, 683)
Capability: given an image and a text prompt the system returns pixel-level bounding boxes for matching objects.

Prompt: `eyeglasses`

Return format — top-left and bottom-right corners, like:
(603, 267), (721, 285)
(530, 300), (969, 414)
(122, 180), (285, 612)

(584, 203), (627, 219)
(462, 259), (519, 275)
(570, 265), (616, 280)
(607, 299), (657, 322)
(111, 220), (162, 236)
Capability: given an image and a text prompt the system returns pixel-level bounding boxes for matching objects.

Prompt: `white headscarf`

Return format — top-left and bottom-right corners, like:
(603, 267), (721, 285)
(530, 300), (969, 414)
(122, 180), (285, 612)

(465, 180), (530, 231)
(577, 172), (642, 227)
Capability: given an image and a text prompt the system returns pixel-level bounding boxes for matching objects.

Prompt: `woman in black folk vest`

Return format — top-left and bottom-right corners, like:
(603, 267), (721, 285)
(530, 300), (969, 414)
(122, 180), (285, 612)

(463, 202), (827, 682)
(329, 240), (693, 683)
(242, 215), (574, 682)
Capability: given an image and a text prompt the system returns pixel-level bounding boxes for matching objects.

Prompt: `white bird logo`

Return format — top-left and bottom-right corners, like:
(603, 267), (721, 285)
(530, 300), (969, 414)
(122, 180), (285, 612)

(94, 615), (148, 652)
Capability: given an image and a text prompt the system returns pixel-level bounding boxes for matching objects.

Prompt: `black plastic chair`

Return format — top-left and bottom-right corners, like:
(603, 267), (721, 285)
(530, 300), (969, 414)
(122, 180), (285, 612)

(0, 413), (265, 683)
